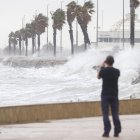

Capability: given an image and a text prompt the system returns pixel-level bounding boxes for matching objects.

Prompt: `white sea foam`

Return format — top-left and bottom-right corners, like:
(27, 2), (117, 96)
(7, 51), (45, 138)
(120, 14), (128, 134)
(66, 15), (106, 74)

(0, 46), (140, 106)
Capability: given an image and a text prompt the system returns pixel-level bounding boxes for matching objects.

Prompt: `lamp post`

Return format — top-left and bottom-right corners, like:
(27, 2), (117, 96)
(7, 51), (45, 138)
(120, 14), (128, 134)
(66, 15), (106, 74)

(123, 0), (125, 49)
(47, 4), (49, 46)
(22, 15), (25, 55)
(102, 10), (104, 31)
(130, 0), (135, 48)
(96, 0), (99, 47)
(76, 0), (79, 47)
(60, 1), (63, 53)
(34, 10), (37, 52)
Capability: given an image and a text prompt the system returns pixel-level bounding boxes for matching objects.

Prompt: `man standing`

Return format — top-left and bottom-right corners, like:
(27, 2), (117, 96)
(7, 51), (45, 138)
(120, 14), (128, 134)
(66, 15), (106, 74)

(97, 55), (121, 137)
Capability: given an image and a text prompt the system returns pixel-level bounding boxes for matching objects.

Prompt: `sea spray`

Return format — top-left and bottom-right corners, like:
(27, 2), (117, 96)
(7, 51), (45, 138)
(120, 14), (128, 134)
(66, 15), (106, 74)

(0, 46), (140, 106)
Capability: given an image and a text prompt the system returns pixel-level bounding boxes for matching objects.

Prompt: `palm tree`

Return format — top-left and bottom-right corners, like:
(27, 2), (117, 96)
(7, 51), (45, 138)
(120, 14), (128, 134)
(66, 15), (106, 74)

(76, 1), (94, 50)
(20, 28), (26, 55)
(26, 23), (36, 54)
(67, 1), (77, 55)
(20, 28), (31, 56)
(34, 13), (48, 54)
(31, 21), (37, 54)
(8, 32), (14, 55)
(51, 9), (65, 56)
(13, 35), (17, 55)
(15, 30), (22, 55)
(130, 0), (140, 48)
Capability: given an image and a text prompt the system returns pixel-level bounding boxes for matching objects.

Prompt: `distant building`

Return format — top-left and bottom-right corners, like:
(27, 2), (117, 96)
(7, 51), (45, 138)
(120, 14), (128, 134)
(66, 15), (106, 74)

(98, 31), (140, 43)
(98, 14), (140, 43)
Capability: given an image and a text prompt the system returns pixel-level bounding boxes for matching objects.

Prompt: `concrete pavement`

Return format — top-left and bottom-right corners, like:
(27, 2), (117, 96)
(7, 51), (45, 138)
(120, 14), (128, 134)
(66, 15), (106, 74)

(0, 115), (140, 140)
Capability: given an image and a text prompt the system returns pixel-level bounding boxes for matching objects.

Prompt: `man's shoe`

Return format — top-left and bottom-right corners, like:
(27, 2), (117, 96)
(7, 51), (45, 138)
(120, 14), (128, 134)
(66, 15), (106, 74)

(114, 133), (119, 137)
(102, 133), (109, 137)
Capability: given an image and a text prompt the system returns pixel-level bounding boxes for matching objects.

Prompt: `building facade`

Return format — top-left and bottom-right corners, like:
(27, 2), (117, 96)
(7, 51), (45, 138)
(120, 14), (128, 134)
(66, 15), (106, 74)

(98, 31), (140, 43)
(98, 14), (140, 43)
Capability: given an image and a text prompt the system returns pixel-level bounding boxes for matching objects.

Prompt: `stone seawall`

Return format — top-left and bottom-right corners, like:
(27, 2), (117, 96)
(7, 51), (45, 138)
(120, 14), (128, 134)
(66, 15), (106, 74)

(0, 99), (140, 125)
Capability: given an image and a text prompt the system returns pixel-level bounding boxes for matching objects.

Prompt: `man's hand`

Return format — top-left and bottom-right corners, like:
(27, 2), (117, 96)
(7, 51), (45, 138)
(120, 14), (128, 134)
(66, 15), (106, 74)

(101, 61), (106, 67)
(97, 61), (106, 79)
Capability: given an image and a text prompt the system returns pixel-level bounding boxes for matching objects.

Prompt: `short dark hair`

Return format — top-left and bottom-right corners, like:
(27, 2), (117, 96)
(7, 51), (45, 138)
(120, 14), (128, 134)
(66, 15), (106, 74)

(105, 55), (114, 66)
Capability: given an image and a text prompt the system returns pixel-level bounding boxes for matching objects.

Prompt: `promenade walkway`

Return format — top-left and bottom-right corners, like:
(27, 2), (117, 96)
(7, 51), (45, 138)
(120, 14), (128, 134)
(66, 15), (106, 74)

(0, 115), (140, 140)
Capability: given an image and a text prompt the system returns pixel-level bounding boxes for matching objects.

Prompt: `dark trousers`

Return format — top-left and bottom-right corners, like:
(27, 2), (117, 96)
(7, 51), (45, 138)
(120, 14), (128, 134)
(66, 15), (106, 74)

(101, 96), (121, 134)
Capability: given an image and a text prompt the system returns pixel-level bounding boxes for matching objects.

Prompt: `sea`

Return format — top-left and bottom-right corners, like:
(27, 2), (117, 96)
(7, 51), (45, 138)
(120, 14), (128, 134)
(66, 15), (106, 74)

(0, 45), (140, 107)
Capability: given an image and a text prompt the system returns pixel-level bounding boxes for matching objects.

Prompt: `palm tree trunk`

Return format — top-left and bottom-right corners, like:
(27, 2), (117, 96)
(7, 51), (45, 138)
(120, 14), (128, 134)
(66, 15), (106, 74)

(34, 35), (37, 52)
(53, 27), (57, 56)
(14, 41), (16, 55)
(8, 38), (11, 56)
(85, 25), (90, 49)
(25, 37), (28, 56)
(37, 34), (40, 54)
(78, 22), (90, 50)
(130, 0), (135, 48)
(81, 25), (90, 50)
(19, 36), (22, 55)
(68, 23), (74, 55)
(32, 36), (35, 54)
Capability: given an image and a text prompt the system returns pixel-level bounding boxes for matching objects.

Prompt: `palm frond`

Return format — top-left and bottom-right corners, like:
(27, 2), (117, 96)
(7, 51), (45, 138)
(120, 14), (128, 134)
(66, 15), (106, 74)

(134, 0), (140, 9)
(52, 9), (66, 30)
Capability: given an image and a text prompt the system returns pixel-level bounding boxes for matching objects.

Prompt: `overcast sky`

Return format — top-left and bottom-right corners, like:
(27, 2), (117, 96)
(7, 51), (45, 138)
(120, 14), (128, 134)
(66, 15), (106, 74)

(0, 0), (140, 49)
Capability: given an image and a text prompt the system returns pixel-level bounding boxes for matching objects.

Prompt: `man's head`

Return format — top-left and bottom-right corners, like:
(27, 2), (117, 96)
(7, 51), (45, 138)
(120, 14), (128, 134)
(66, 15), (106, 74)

(105, 55), (114, 66)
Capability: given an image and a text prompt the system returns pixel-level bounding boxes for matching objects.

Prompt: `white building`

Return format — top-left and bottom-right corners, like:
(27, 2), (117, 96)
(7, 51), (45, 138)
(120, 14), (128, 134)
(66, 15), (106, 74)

(98, 14), (140, 43)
